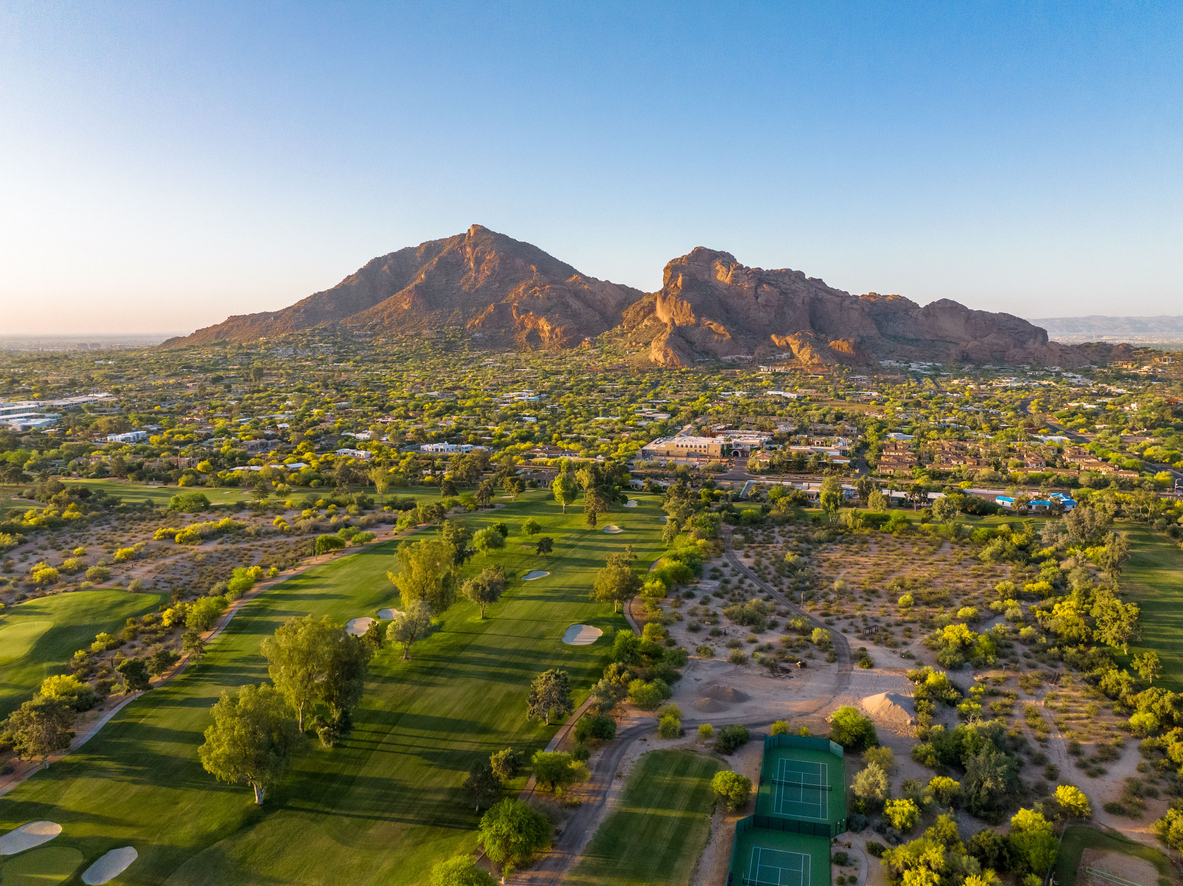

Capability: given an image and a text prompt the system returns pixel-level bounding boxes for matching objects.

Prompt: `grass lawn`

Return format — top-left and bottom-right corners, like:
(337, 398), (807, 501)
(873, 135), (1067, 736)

(1117, 525), (1183, 691)
(1055, 825), (1174, 886)
(0, 845), (85, 886)
(566, 750), (721, 886)
(0, 491), (663, 886)
(0, 589), (166, 718)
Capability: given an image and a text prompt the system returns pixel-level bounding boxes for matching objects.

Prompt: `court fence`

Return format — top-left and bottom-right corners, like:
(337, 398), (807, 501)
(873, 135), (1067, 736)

(763, 733), (844, 759)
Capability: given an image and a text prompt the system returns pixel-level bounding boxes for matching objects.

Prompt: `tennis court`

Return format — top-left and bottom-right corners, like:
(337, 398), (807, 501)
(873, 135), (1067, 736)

(743, 846), (810, 886)
(728, 826), (830, 886)
(771, 758), (830, 820)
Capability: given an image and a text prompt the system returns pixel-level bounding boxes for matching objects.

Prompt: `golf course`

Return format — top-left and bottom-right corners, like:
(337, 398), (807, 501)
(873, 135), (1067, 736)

(0, 491), (664, 885)
(1117, 524), (1183, 692)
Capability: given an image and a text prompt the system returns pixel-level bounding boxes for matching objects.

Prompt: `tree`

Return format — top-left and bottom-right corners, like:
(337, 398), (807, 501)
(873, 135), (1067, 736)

(1099, 531), (1131, 577)
(477, 799), (550, 876)
(852, 762), (890, 808)
(932, 495), (958, 523)
(591, 551), (642, 613)
(199, 684), (303, 805)
(531, 751), (588, 793)
(315, 534), (347, 556)
(439, 519), (473, 565)
(38, 674), (96, 711)
(323, 633), (370, 719)
(260, 615), (338, 731)
(502, 476), (525, 500)
(472, 527), (506, 558)
(928, 775), (962, 806)
(536, 536), (554, 555)
(490, 747), (520, 781)
(429, 856), (497, 886)
(387, 599), (434, 660)
(475, 479), (494, 508)
(1153, 806), (1183, 852)
(1008, 807), (1058, 874)
(583, 487), (609, 528)
(829, 706), (878, 751)
(462, 566), (508, 618)
(711, 770), (753, 811)
(183, 628), (206, 660)
(526, 668), (572, 726)
(522, 518), (542, 536)
(1133, 651), (1162, 684)
(1054, 784), (1092, 821)
(868, 487), (887, 511)
(552, 474), (578, 512)
(1091, 592), (1140, 654)
(369, 466), (392, 503)
(820, 475), (843, 522)
(389, 538), (457, 613)
(186, 595), (227, 631)
(884, 798), (921, 832)
(117, 657), (151, 693)
(462, 761), (503, 811)
(4, 695), (74, 765)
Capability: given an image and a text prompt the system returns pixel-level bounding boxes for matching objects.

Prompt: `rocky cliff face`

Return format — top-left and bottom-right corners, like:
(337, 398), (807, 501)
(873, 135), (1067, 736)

(168, 228), (1102, 367)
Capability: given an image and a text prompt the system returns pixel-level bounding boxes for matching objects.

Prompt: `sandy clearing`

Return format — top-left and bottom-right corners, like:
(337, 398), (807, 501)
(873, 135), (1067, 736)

(1080, 848), (1158, 886)
(345, 617), (375, 636)
(376, 608), (402, 620)
(0, 821), (62, 855)
(562, 624), (603, 646)
(522, 570), (550, 581)
(624, 500), (638, 508)
(82, 846), (138, 884)
(603, 525), (623, 533)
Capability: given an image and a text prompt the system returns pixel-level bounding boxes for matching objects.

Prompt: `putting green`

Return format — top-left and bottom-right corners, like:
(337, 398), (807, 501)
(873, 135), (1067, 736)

(0, 492), (664, 886)
(0, 845), (84, 886)
(0, 621), (54, 666)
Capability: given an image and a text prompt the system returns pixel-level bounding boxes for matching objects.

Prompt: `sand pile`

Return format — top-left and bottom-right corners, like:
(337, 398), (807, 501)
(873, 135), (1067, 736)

(522, 570), (550, 580)
(83, 846), (138, 884)
(562, 624), (603, 646)
(624, 500), (638, 508)
(693, 697), (728, 713)
(0, 821), (62, 855)
(861, 692), (916, 730)
(376, 608), (403, 620)
(603, 525), (623, 534)
(345, 617), (376, 636)
(702, 683), (748, 703)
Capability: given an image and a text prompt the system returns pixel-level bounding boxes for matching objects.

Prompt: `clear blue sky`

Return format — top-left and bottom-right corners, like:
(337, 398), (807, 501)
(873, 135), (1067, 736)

(1, 2), (1180, 334)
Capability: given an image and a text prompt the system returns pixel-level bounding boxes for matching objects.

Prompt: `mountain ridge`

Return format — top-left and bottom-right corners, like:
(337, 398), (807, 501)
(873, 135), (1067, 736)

(166, 226), (1127, 368)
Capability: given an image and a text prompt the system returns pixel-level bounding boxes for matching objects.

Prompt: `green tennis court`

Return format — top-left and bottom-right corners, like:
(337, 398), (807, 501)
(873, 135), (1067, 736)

(756, 745), (846, 829)
(729, 827), (830, 886)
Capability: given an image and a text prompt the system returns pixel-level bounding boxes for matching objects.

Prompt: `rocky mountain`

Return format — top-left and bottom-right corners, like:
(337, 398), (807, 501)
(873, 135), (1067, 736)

(168, 227), (1115, 368)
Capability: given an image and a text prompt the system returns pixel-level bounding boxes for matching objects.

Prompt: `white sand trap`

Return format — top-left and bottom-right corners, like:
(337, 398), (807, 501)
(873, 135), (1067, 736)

(562, 624), (603, 646)
(861, 692), (916, 729)
(376, 608), (403, 620)
(522, 570), (550, 581)
(603, 525), (623, 534)
(345, 617), (376, 636)
(660, 515), (669, 522)
(82, 846), (138, 884)
(624, 500), (638, 508)
(0, 821), (62, 855)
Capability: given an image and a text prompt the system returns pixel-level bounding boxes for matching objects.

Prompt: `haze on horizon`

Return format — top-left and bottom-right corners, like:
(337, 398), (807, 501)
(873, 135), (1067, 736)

(1, 2), (1181, 336)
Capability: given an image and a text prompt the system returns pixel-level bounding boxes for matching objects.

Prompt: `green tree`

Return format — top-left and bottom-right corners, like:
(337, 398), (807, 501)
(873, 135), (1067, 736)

(1090, 592), (1140, 654)
(182, 628), (206, 660)
(439, 519), (473, 565)
(502, 476), (525, 500)
(369, 466), (392, 503)
(552, 473), (578, 512)
(820, 475), (843, 522)
(323, 632), (370, 719)
(117, 657), (151, 693)
(490, 747), (520, 781)
(260, 615), (338, 731)
(711, 770), (753, 811)
(884, 798), (921, 832)
(186, 595), (227, 631)
(429, 856), (497, 886)
(199, 684), (303, 805)
(1008, 807), (1058, 874)
(462, 761), (503, 811)
(4, 695), (74, 765)
(389, 538), (457, 613)
(536, 536), (554, 555)
(38, 674), (96, 711)
(868, 487), (887, 511)
(478, 799), (551, 876)
(476, 479), (494, 507)
(928, 775), (962, 806)
(386, 599), (434, 660)
(472, 527), (506, 558)
(522, 517), (542, 536)
(591, 550), (642, 613)
(531, 751), (588, 793)
(829, 706), (878, 750)
(462, 566), (508, 618)
(853, 761), (890, 808)
(526, 668), (572, 726)
(1133, 651), (1162, 684)
(315, 534), (347, 556)
(932, 495), (958, 523)
(1053, 784), (1092, 821)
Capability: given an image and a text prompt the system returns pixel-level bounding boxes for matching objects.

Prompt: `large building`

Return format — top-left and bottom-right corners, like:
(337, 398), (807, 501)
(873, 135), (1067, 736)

(641, 432), (770, 461)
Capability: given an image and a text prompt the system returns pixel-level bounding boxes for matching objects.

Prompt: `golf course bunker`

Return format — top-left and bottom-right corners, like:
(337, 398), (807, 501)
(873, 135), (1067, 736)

(82, 846), (138, 884)
(376, 608), (403, 620)
(0, 821), (62, 855)
(562, 624), (603, 646)
(521, 570), (550, 581)
(603, 524), (623, 534)
(624, 500), (638, 507)
(345, 617), (375, 636)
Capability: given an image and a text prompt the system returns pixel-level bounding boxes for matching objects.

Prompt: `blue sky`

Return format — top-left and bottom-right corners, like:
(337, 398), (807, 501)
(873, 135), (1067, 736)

(1, 2), (1180, 334)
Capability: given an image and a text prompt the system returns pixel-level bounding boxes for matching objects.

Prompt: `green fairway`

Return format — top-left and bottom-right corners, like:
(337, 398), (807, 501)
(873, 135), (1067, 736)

(0, 845), (85, 886)
(1118, 525), (1183, 692)
(1054, 825), (1174, 886)
(0, 589), (166, 718)
(0, 491), (663, 886)
(566, 750), (720, 886)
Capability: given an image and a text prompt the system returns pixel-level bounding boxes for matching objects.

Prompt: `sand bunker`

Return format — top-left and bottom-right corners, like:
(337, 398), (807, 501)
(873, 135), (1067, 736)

(0, 821), (62, 855)
(522, 570), (550, 581)
(624, 500), (638, 508)
(603, 525), (623, 534)
(660, 515), (669, 522)
(1080, 848), (1158, 886)
(702, 683), (748, 703)
(861, 692), (916, 729)
(562, 624), (603, 646)
(376, 608), (403, 620)
(345, 617), (376, 636)
(82, 846), (138, 884)
(693, 697), (728, 713)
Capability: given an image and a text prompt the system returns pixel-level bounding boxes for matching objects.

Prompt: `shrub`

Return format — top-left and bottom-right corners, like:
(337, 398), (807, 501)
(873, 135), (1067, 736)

(829, 706), (879, 751)
(658, 714), (681, 739)
(627, 678), (671, 710)
(884, 798), (921, 832)
(530, 751), (588, 794)
(186, 595), (227, 632)
(169, 491), (211, 512)
(866, 841), (886, 858)
(715, 724), (751, 754)
(711, 770), (753, 811)
(574, 714), (616, 744)
(770, 720), (790, 735)
(85, 565), (111, 582)
(39, 674), (97, 711)
(314, 534), (347, 555)
(698, 723), (715, 741)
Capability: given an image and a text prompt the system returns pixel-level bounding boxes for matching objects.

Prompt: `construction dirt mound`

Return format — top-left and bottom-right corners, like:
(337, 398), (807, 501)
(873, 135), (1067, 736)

(702, 683), (748, 703)
(693, 697), (728, 713)
(861, 692), (916, 731)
